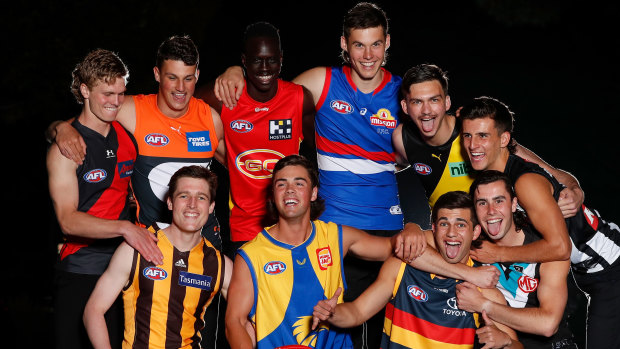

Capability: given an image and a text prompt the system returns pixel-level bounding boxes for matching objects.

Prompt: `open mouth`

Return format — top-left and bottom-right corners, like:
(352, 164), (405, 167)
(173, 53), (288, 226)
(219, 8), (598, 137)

(444, 240), (461, 259)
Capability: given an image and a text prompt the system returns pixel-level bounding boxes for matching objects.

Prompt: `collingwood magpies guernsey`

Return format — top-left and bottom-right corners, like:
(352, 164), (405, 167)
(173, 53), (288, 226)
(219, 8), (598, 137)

(315, 66), (402, 230)
(58, 119), (137, 275)
(505, 154), (620, 275)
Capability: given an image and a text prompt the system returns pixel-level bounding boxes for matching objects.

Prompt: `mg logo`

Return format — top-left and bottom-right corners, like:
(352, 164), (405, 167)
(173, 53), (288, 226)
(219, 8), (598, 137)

(518, 275), (538, 293)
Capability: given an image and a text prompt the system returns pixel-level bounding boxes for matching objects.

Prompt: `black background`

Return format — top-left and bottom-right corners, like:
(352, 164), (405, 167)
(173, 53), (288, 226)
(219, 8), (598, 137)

(1, 0), (618, 346)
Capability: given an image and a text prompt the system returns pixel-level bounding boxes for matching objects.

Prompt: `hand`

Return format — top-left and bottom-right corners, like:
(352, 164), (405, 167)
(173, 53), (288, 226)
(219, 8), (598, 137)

(55, 121), (87, 164)
(557, 187), (583, 218)
(477, 311), (513, 349)
(456, 282), (488, 313)
(469, 241), (502, 264)
(312, 287), (342, 330)
(214, 66), (245, 109)
(465, 265), (500, 289)
(121, 222), (163, 265)
(393, 223), (427, 263)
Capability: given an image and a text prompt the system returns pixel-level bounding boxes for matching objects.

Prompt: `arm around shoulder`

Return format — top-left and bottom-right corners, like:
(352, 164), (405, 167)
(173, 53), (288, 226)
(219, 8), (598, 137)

(293, 67), (327, 105)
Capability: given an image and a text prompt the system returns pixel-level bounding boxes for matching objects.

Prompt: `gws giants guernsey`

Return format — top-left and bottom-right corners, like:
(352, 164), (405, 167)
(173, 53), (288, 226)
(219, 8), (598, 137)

(315, 66), (402, 230)
(59, 119), (137, 275)
(122, 225), (224, 349)
(239, 220), (352, 349)
(221, 80), (304, 242)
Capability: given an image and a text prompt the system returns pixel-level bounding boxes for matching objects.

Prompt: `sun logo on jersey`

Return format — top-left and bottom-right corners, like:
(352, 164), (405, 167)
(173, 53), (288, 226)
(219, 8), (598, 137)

(292, 316), (326, 347)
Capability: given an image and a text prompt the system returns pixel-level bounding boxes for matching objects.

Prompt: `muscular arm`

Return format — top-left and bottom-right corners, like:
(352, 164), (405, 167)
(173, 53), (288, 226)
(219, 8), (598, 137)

(457, 259), (569, 337)
(210, 106), (226, 165)
(342, 225), (393, 261)
(220, 255), (233, 300)
(225, 254), (255, 349)
(83, 242), (134, 348)
(292, 67), (326, 105)
(392, 124), (409, 166)
(478, 288), (523, 349)
(47, 145), (163, 264)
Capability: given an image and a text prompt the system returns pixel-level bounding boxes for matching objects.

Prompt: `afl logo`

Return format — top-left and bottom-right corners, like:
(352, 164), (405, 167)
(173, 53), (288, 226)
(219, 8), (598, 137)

(236, 149), (285, 179)
(145, 133), (169, 147)
(84, 169), (107, 183)
(143, 266), (168, 280)
(414, 163), (432, 175)
(330, 100), (353, 114)
(264, 261), (286, 275)
(230, 120), (254, 133)
(518, 275), (539, 293)
(407, 285), (428, 302)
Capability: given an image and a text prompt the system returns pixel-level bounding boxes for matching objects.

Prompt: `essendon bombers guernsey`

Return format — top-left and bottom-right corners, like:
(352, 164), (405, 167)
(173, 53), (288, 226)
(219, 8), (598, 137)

(123, 225), (223, 349)
(504, 154), (620, 275)
(315, 66), (402, 230)
(58, 119), (137, 275)
(401, 119), (475, 208)
(381, 259), (478, 349)
(221, 80), (304, 242)
(131, 94), (218, 228)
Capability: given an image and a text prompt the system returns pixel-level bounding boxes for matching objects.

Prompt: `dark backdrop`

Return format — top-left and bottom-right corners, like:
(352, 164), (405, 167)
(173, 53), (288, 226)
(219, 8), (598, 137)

(1, 0), (618, 346)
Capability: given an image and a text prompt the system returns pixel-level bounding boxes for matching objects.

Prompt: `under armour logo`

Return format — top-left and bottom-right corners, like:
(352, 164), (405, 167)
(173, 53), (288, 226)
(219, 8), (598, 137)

(106, 149), (115, 158)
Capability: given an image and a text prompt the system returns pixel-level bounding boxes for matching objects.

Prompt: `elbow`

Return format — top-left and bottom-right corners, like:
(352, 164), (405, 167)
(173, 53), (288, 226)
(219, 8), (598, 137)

(554, 240), (571, 261)
(539, 322), (560, 338)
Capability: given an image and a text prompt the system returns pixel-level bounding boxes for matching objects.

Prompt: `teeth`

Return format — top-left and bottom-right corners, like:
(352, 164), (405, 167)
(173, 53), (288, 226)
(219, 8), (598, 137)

(361, 62), (374, 67)
(446, 241), (460, 246)
(488, 218), (502, 224)
(285, 199), (298, 205)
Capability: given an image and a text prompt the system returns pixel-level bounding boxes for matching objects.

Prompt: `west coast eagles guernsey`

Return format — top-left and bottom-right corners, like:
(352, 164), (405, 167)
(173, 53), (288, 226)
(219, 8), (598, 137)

(381, 259), (478, 349)
(315, 66), (402, 230)
(131, 94), (219, 227)
(221, 80), (304, 242)
(59, 120), (137, 275)
(238, 220), (352, 349)
(122, 225), (224, 349)
(401, 119), (474, 208)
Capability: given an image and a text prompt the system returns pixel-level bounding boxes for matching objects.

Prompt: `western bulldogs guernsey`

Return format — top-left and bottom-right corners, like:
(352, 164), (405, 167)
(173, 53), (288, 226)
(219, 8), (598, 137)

(504, 154), (620, 275)
(315, 66), (402, 230)
(401, 119), (474, 208)
(239, 220), (352, 349)
(491, 225), (575, 348)
(221, 80), (304, 242)
(381, 259), (478, 349)
(58, 119), (137, 275)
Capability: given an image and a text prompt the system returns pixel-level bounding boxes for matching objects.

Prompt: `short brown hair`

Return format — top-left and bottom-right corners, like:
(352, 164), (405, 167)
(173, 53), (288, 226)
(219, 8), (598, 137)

(167, 166), (217, 201)
(70, 49), (128, 104)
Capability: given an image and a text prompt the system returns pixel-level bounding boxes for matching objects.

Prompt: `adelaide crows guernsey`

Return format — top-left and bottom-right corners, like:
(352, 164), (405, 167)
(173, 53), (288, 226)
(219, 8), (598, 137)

(221, 80), (304, 242)
(58, 119), (137, 275)
(239, 220), (352, 349)
(131, 94), (219, 228)
(315, 66), (402, 230)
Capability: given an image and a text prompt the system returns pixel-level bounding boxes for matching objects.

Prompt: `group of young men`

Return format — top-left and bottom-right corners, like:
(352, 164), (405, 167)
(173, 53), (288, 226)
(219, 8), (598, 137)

(46, 2), (620, 349)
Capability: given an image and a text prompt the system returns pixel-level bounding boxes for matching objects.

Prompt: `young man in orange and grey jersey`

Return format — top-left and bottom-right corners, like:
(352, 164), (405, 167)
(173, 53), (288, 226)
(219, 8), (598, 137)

(196, 22), (315, 251)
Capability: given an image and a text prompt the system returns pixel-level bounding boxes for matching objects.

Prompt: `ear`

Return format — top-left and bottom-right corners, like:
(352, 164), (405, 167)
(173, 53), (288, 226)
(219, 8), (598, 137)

(80, 83), (90, 100)
(511, 197), (518, 213)
(241, 54), (246, 68)
(340, 36), (348, 52)
(500, 131), (511, 148)
(208, 200), (215, 214)
(167, 196), (173, 211)
(195, 68), (200, 81)
(472, 224), (482, 241)
(153, 66), (161, 83)
(385, 34), (391, 50)
(445, 95), (451, 111)
(311, 186), (318, 202)
(400, 98), (409, 115)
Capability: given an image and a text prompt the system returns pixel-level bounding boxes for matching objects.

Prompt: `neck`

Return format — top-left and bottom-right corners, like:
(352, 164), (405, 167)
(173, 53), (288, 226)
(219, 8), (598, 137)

(350, 67), (384, 94)
(247, 80), (278, 103)
(495, 227), (525, 248)
(162, 224), (202, 252)
(270, 216), (313, 246)
(489, 149), (511, 171)
(78, 107), (111, 136)
(426, 115), (455, 147)
(156, 92), (188, 119)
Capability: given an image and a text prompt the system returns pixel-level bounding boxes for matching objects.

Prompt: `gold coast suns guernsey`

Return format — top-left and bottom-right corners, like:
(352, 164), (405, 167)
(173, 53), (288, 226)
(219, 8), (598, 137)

(122, 226), (223, 349)
(381, 259), (479, 349)
(221, 80), (304, 242)
(238, 220), (353, 349)
(131, 94), (218, 227)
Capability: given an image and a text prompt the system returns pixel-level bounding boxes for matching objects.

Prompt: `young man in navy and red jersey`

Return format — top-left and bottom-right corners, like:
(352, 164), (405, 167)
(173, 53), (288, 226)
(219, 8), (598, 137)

(47, 49), (162, 349)
(213, 4), (429, 347)
(196, 22), (315, 251)
(460, 96), (620, 348)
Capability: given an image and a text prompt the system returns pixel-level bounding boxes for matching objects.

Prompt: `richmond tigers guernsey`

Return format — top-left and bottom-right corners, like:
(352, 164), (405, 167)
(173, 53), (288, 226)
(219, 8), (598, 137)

(59, 119), (137, 275)
(221, 80), (304, 242)
(238, 220), (352, 349)
(381, 259), (478, 349)
(122, 225), (223, 349)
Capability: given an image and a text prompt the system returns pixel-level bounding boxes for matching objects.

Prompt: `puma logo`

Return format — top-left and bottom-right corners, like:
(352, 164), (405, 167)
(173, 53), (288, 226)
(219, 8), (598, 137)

(170, 125), (182, 135)
(432, 153), (442, 162)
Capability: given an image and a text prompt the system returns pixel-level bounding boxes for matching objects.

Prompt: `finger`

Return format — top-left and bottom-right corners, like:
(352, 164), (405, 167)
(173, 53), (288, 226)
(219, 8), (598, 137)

(331, 287), (342, 301)
(214, 78), (223, 101)
(481, 309), (492, 325)
(311, 316), (319, 330)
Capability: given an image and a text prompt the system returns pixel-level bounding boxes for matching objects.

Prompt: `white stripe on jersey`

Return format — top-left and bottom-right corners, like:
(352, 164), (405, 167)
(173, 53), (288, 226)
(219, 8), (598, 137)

(317, 153), (395, 174)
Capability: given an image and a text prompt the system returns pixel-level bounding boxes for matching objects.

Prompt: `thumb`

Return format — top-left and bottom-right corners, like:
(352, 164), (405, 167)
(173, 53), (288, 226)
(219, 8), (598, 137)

(331, 287), (342, 301)
(312, 315), (319, 331)
(481, 309), (492, 325)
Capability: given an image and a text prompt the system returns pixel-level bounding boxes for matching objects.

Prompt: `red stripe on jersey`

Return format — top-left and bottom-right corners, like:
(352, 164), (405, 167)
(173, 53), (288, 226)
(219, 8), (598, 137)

(316, 134), (395, 162)
(315, 67), (332, 111)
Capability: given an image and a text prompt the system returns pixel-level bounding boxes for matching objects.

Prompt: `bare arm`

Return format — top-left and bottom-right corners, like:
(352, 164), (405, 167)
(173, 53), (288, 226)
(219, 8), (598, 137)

(47, 145), (163, 264)
(210, 107), (226, 166)
(342, 225), (393, 261)
(292, 67), (327, 105)
(225, 254), (255, 349)
(478, 288), (523, 349)
(46, 118), (85, 164)
(220, 255), (233, 300)
(457, 259), (569, 337)
(83, 242), (134, 348)
(214, 66), (245, 109)
(392, 124), (409, 166)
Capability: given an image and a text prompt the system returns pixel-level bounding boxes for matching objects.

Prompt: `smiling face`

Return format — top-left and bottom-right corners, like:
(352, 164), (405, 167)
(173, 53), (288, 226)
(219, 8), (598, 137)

(242, 36), (281, 101)
(401, 80), (451, 145)
(167, 177), (214, 234)
(80, 78), (126, 125)
(272, 164), (318, 222)
(433, 208), (481, 264)
(340, 26), (389, 86)
(154, 59), (199, 118)
(462, 117), (511, 171)
(473, 181), (518, 243)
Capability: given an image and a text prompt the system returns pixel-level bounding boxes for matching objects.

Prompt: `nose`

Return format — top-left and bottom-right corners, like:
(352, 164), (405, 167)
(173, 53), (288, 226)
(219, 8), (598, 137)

(175, 78), (185, 92)
(363, 46), (372, 60)
(421, 101), (431, 115)
(188, 196), (197, 208)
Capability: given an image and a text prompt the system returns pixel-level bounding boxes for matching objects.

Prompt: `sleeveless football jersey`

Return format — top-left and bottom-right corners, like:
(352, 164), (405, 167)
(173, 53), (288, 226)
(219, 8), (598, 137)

(122, 225), (223, 349)
(221, 80), (304, 242)
(315, 66), (402, 230)
(131, 94), (218, 228)
(239, 220), (352, 349)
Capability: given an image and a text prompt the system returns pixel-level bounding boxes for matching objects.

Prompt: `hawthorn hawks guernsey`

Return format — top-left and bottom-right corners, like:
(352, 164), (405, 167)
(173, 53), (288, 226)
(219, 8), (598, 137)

(131, 94), (218, 227)
(58, 120), (137, 275)
(221, 80), (304, 242)
(315, 66), (402, 230)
